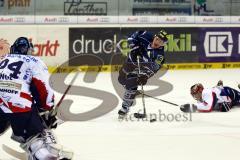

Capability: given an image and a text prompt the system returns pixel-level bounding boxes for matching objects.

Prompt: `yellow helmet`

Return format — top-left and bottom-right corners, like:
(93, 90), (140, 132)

(155, 29), (168, 43)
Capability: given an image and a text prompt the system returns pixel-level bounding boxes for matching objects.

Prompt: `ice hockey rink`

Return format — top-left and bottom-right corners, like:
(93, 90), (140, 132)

(1, 69), (240, 160)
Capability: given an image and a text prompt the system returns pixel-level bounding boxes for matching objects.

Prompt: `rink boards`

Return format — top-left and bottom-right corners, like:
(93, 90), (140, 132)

(48, 62), (240, 73)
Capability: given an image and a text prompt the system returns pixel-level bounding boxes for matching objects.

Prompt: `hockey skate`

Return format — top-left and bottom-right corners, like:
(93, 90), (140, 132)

(118, 106), (129, 120)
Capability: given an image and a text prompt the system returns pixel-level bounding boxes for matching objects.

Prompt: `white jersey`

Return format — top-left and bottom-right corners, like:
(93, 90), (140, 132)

(195, 87), (231, 112)
(0, 54), (54, 113)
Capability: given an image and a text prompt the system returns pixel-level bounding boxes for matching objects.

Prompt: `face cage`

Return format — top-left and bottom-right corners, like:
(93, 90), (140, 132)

(20, 43), (34, 55)
(27, 46), (34, 55)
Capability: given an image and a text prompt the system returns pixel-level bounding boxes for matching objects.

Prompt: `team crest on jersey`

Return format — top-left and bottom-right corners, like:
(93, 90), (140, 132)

(0, 39), (10, 57)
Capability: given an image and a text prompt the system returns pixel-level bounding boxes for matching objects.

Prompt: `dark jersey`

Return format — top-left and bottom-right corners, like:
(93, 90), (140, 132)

(118, 30), (166, 89)
(127, 30), (165, 70)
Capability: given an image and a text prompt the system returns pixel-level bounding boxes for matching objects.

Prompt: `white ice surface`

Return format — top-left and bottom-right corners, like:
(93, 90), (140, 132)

(1, 69), (240, 160)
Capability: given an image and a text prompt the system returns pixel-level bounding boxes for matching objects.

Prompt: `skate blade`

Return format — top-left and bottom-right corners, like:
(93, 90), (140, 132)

(118, 114), (127, 121)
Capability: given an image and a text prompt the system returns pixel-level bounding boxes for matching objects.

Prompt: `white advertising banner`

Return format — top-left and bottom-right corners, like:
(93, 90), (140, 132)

(35, 16), (78, 24)
(0, 15), (239, 24)
(195, 16), (231, 24)
(0, 25), (68, 66)
(158, 16), (195, 24)
(118, 16), (158, 24)
(77, 16), (118, 23)
(0, 16), (35, 24)
(230, 16), (240, 24)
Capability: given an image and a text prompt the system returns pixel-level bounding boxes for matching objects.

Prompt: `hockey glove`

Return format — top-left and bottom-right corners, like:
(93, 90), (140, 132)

(40, 109), (58, 129)
(137, 72), (148, 85)
(137, 64), (155, 85)
(180, 104), (197, 113)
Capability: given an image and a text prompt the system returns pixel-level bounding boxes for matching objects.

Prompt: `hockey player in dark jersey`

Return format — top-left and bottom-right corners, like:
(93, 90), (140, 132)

(118, 30), (168, 118)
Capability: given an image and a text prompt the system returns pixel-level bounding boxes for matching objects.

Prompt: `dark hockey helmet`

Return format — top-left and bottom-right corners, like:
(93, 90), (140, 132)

(190, 83), (204, 101)
(155, 29), (168, 43)
(10, 37), (33, 55)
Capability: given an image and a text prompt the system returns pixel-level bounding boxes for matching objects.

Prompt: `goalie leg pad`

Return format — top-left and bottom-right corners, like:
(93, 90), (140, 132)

(21, 129), (73, 160)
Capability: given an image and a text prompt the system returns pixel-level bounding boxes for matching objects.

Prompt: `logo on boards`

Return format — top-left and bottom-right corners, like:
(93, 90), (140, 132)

(204, 32), (233, 57)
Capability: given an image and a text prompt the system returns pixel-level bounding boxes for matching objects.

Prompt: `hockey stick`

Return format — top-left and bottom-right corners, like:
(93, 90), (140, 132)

(134, 56), (147, 119)
(133, 84), (147, 119)
(2, 144), (27, 160)
(56, 70), (79, 108)
(2, 71), (79, 160)
(53, 70), (79, 123)
(38, 70), (79, 128)
(136, 91), (179, 106)
(136, 92), (198, 113)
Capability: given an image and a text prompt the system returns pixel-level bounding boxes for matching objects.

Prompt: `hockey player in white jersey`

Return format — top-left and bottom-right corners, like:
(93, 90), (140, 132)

(0, 37), (73, 160)
(181, 81), (240, 113)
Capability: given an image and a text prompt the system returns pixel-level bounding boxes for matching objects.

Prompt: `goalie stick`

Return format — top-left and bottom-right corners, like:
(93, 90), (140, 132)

(51, 70), (80, 126)
(2, 144), (27, 160)
(2, 71), (79, 160)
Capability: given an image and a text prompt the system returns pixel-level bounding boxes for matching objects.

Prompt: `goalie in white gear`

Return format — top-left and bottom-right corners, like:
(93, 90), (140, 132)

(0, 37), (73, 160)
